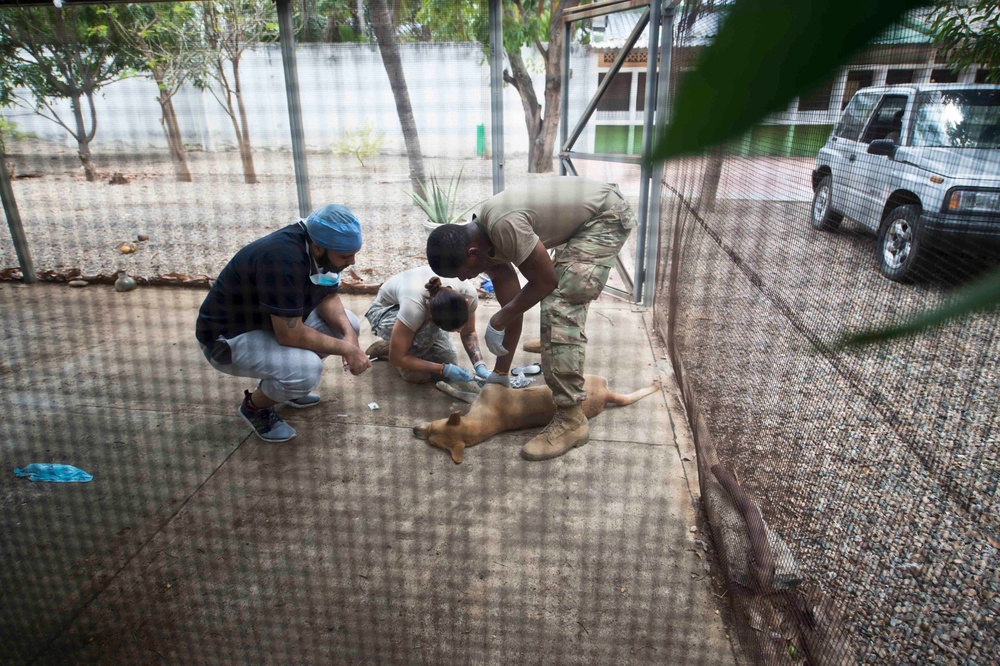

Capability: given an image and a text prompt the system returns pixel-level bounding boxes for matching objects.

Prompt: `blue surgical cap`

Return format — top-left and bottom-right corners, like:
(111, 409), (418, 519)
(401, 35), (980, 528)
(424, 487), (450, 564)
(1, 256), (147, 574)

(305, 204), (362, 253)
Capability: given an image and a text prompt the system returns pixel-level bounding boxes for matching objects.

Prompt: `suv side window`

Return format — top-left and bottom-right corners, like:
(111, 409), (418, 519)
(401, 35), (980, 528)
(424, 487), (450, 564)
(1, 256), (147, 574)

(835, 92), (880, 141)
(861, 95), (909, 144)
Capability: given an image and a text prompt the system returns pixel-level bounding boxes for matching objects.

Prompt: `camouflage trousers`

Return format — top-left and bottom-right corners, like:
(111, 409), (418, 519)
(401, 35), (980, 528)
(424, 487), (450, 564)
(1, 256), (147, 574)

(541, 190), (637, 406)
(364, 302), (458, 383)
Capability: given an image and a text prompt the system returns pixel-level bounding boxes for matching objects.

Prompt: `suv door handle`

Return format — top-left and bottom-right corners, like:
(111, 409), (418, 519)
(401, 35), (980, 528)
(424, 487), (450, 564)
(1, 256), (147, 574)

(848, 154), (856, 162)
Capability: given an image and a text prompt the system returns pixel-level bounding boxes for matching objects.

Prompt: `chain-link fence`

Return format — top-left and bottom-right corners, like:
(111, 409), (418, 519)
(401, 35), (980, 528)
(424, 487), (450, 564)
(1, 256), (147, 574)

(653, 7), (999, 664)
(2, 1), (736, 664)
(4, 1), (998, 663)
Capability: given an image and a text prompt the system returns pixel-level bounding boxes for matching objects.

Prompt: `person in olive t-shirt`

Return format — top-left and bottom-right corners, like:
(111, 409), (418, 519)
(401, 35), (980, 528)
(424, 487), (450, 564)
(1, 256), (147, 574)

(196, 204), (371, 443)
(425, 177), (636, 461)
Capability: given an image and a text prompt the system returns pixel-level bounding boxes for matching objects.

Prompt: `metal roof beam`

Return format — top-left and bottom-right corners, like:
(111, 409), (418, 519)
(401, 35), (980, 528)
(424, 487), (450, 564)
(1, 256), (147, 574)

(564, 0), (680, 23)
(560, 6), (650, 155)
(0, 0), (183, 7)
(564, 0), (649, 23)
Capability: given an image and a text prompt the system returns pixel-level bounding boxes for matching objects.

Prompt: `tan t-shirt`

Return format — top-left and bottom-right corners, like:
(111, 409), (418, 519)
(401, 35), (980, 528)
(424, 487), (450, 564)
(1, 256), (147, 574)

(474, 177), (622, 266)
(370, 265), (478, 331)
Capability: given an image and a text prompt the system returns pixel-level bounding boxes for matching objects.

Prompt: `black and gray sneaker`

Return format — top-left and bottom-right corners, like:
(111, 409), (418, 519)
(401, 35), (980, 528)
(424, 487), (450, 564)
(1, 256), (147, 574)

(284, 392), (321, 409)
(240, 390), (296, 442)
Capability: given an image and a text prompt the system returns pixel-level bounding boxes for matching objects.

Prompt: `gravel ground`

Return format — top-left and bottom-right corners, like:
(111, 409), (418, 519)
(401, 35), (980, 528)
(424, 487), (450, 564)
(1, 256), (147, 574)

(0, 140), (639, 289)
(1, 142), (499, 286)
(664, 176), (999, 664)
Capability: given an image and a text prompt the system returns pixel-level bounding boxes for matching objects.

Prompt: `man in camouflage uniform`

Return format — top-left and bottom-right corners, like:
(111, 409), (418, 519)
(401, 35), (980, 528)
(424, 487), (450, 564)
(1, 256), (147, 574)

(425, 177), (636, 461)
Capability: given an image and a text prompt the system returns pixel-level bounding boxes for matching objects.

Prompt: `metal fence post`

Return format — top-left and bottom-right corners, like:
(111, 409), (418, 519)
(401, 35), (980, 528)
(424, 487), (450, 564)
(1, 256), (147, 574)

(276, 0), (311, 217)
(0, 144), (35, 283)
(633, 0), (663, 303)
(489, 0), (505, 194)
(642, 2), (674, 307)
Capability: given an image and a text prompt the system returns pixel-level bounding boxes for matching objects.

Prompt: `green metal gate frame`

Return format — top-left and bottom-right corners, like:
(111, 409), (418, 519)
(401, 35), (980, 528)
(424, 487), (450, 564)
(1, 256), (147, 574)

(560, 0), (676, 305)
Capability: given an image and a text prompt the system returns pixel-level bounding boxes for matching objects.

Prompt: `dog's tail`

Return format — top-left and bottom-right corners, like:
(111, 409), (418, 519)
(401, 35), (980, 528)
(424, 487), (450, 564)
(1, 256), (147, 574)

(605, 379), (662, 406)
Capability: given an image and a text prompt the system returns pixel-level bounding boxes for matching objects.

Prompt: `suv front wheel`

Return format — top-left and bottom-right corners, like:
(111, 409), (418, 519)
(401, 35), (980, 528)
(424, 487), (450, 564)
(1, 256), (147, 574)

(810, 176), (843, 231)
(878, 205), (926, 282)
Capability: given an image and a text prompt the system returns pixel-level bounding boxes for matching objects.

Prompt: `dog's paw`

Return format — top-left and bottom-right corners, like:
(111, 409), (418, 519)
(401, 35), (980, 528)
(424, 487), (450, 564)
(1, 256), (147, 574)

(435, 380), (478, 404)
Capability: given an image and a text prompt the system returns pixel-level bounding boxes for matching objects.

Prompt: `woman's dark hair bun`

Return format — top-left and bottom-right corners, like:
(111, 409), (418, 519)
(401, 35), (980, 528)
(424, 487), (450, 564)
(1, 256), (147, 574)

(427, 278), (469, 332)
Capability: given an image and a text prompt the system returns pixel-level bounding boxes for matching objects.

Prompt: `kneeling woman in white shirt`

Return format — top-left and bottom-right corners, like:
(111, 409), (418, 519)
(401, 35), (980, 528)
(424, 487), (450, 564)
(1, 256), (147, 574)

(364, 265), (489, 385)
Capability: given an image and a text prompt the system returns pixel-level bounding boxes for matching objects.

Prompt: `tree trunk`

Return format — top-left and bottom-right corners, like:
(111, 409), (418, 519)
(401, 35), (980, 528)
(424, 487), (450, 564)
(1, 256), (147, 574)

(355, 0), (366, 36)
(533, 4), (575, 174)
(370, 0), (426, 196)
(325, 15), (339, 42)
(299, 0), (316, 41)
(69, 91), (98, 182)
(154, 72), (192, 183)
(700, 147), (725, 213)
(231, 58), (258, 184)
(161, 95), (193, 183)
(503, 0), (581, 174)
(505, 49), (543, 172)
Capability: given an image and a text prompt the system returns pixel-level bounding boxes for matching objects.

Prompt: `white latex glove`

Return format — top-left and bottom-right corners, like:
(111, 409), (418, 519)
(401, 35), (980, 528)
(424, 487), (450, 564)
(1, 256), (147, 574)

(485, 323), (508, 356)
(485, 371), (510, 388)
(509, 373), (535, 389)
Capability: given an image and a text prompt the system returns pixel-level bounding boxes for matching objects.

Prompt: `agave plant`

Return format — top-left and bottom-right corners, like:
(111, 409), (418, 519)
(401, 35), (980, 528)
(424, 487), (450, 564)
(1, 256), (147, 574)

(407, 168), (479, 225)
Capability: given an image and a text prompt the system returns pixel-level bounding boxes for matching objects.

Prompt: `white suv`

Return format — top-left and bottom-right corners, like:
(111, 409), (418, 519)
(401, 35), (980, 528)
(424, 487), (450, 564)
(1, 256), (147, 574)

(811, 83), (1000, 281)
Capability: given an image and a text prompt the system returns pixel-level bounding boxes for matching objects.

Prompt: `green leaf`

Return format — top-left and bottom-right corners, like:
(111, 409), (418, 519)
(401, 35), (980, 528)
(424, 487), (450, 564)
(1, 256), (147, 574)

(651, 0), (928, 160)
(406, 168), (481, 225)
(841, 267), (1000, 346)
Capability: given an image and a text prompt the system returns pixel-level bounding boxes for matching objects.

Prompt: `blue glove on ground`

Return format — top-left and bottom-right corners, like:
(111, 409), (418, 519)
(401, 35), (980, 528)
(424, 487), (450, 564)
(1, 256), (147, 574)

(485, 323), (508, 356)
(442, 363), (475, 383)
(474, 362), (490, 379)
(14, 463), (93, 483)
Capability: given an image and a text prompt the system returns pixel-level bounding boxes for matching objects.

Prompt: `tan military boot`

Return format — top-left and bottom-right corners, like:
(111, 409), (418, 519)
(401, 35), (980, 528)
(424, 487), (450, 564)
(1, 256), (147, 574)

(365, 339), (390, 359)
(522, 339), (542, 354)
(520, 404), (589, 461)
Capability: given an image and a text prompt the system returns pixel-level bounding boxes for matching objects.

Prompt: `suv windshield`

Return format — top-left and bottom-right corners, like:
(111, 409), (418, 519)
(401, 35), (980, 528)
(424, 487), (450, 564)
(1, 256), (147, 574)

(911, 89), (1000, 148)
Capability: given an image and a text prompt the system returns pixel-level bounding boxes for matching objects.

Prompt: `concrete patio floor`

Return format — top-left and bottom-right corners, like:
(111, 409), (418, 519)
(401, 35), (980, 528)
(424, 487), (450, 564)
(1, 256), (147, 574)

(0, 282), (737, 665)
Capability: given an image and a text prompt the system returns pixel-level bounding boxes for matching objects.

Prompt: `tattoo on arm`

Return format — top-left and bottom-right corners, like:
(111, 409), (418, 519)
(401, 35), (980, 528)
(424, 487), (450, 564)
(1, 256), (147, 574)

(462, 333), (483, 365)
(284, 318), (299, 329)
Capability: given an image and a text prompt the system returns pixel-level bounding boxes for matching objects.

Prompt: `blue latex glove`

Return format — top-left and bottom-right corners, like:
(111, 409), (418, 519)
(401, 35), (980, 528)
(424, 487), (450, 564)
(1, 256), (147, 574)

(474, 362), (490, 379)
(485, 371), (510, 388)
(485, 323), (508, 356)
(442, 363), (474, 383)
(14, 463), (93, 483)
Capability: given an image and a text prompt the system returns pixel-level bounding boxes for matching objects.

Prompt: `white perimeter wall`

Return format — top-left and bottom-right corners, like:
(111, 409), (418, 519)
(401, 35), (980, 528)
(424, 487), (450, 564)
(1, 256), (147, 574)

(2, 42), (596, 158)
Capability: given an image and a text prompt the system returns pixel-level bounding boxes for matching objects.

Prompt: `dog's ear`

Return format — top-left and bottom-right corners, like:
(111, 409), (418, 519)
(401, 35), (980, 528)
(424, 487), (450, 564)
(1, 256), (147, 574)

(446, 412), (462, 426)
(450, 442), (465, 464)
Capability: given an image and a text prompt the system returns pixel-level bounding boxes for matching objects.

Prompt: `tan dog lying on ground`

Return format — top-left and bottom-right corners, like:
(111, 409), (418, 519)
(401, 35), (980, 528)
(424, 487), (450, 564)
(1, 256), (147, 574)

(413, 375), (661, 463)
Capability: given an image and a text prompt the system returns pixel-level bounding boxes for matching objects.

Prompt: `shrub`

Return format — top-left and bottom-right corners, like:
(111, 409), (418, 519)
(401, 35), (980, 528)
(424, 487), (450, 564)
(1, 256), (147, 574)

(333, 122), (386, 168)
(407, 168), (480, 225)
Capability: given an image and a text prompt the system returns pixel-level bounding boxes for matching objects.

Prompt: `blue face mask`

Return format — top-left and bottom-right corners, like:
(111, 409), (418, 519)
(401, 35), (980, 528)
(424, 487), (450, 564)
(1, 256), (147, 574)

(309, 271), (340, 287)
(300, 221), (341, 288)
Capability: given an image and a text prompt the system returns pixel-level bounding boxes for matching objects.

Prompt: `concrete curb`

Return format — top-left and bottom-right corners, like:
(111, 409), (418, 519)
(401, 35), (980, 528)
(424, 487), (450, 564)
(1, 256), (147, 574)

(670, 348), (856, 665)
